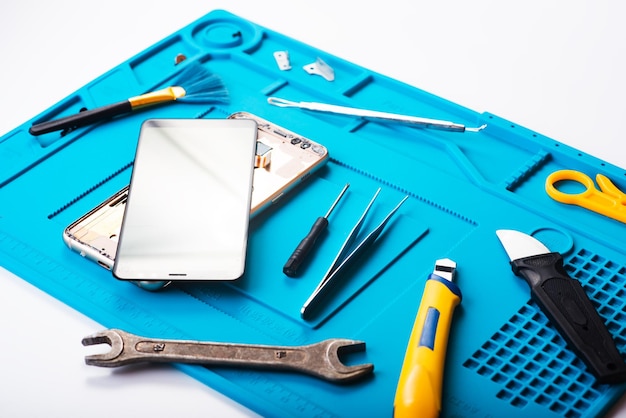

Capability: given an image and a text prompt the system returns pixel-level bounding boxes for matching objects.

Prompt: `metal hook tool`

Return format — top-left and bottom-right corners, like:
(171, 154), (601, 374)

(301, 189), (409, 319)
(268, 97), (486, 133)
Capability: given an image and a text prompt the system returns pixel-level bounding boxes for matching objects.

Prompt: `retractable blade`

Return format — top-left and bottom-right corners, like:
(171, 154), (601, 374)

(496, 229), (626, 384)
(394, 258), (462, 418)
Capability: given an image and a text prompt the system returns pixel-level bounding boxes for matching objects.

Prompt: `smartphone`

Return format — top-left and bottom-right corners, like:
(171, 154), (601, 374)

(63, 113), (329, 286)
(112, 118), (258, 282)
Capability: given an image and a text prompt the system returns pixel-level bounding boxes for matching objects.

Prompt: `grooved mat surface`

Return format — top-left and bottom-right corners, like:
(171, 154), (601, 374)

(463, 249), (626, 417)
(1, 9), (626, 417)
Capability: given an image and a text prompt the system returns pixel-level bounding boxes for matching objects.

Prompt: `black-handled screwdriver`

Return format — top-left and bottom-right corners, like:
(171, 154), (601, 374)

(283, 183), (350, 277)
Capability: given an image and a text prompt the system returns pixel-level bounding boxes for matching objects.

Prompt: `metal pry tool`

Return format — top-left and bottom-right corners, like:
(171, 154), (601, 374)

(301, 189), (409, 319)
(82, 329), (374, 384)
(268, 97), (487, 133)
(283, 183), (350, 277)
(394, 258), (462, 418)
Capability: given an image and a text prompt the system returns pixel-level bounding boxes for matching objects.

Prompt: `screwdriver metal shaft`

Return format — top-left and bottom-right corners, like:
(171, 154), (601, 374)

(283, 183), (350, 277)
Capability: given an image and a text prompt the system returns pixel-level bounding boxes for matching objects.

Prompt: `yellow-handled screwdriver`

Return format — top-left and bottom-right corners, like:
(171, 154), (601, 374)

(393, 258), (462, 418)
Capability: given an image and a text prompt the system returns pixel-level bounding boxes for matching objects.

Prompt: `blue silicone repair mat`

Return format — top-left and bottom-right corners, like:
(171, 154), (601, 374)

(1, 9), (626, 417)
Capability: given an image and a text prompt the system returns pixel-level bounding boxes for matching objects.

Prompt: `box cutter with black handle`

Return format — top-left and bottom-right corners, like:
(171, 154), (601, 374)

(393, 258), (462, 418)
(496, 229), (626, 384)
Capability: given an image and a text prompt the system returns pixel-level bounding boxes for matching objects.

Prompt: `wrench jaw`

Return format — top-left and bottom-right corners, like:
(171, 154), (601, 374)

(314, 339), (374, 384)
(81, 329), (126, 367)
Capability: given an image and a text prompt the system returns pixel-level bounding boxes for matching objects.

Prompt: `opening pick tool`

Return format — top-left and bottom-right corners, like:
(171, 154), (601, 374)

(301, 189), (408, 319)
(496, 229), (626, 384)
(393, 258), (462, 418)
(283, 183), (350, 277)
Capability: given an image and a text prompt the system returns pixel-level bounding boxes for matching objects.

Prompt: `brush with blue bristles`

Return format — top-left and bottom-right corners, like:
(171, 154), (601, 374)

(29, 62), (229, 136)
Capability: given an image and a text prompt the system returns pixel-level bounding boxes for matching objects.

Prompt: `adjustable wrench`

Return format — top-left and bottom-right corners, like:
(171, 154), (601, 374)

(82, 329), (373, 384)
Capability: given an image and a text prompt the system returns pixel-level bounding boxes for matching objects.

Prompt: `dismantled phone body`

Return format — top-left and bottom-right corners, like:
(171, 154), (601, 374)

(228, 111), (329, 213)
(63, 113), (329, 288)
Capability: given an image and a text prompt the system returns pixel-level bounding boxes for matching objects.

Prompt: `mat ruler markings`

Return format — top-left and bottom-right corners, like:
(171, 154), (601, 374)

(237, 370), (339, 418)
(47, 161), (134, 219)
(0, 230), (338, 417)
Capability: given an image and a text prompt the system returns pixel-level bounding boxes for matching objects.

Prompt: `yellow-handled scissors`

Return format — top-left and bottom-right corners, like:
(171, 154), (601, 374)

(545, 169), (626, 223)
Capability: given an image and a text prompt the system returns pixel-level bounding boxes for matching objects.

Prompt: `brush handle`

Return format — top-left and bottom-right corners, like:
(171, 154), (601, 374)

(29, 100), (132, 136)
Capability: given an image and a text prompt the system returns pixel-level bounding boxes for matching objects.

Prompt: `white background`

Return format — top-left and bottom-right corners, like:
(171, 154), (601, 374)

(1, 1), (626, 416)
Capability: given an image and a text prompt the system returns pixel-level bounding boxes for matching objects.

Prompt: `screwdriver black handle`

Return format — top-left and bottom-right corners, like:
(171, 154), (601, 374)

(512, 252), (626, 384)
(283, 217), (329, 277)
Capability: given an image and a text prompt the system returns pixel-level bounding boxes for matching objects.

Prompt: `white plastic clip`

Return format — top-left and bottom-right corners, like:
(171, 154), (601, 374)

(303, 57), (335, 81)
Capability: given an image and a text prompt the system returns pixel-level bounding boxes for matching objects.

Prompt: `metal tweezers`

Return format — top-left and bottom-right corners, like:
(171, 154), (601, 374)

(301, 188), (409, 319)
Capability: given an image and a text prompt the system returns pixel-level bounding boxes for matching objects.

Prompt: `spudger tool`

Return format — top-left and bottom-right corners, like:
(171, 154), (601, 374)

(283, 183), (350, 277)
(301, 189), (409, 319)
(29, 62), (228, 136)
(268, 97), (487, 133)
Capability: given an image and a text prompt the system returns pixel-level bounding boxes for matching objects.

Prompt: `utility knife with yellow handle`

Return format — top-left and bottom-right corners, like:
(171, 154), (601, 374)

(393, 258), (462, 418)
